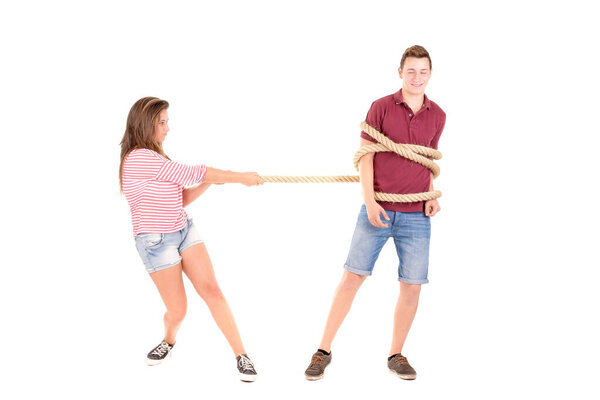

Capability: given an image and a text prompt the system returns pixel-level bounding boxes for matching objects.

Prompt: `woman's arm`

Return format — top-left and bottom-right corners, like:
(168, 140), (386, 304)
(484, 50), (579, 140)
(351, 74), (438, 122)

(182, 167), (262, 207)
(182, 183), (212, 207)
(203, 167), (263, 186)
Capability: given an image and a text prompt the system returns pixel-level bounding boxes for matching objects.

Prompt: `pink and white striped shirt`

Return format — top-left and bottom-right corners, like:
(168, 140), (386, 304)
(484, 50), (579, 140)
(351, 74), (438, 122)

(122, 148), (206, 236)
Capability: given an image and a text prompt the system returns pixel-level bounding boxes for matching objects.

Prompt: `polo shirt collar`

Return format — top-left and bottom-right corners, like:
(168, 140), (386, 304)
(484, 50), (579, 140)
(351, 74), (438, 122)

(394, 89), (431, 110)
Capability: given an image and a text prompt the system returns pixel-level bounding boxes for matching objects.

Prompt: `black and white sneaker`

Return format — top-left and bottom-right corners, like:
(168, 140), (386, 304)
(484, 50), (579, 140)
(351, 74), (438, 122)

(146, 340), (174, 366)
(236, 354), (257, 382)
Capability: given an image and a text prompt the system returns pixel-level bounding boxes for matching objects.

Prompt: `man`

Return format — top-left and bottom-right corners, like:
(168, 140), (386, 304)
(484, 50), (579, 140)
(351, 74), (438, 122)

(305, 45), (446, 381)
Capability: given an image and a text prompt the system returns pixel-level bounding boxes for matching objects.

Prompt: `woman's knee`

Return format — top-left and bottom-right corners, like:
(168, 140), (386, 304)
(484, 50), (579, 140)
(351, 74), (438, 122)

(197, 282), (224, 303)
(166, 302), (187, 323)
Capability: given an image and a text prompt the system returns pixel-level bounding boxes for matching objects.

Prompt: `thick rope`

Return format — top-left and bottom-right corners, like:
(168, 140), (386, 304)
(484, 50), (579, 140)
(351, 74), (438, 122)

(355, 122), (441, 178)
(259, 122), (442, 203)
(260, 176), (359, 183)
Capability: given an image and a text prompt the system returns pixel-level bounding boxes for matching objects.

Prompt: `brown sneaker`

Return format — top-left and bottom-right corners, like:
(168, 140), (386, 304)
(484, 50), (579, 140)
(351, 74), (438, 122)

(305, 350), (332, 381)
(387, 354), (417, 380)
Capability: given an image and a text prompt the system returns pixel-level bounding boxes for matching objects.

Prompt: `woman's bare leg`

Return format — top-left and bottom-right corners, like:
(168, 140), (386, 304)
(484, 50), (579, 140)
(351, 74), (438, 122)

(181, 243), (245, 356)
(149, 263), (187, 344)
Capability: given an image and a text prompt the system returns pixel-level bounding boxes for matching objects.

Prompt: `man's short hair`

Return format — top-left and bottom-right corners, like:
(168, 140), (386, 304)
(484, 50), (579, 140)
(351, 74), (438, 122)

(400, 45), (432, 70)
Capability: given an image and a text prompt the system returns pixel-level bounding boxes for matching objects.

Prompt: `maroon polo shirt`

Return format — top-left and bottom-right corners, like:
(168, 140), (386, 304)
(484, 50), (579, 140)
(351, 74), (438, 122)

(360, 89), (446, 213)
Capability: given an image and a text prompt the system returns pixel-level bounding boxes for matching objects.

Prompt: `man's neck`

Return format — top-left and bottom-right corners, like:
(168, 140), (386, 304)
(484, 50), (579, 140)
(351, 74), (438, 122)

(401, 89), (425, 114)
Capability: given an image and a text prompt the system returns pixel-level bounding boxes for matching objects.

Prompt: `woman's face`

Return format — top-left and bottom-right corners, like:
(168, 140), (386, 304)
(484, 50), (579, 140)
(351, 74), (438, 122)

(154, 109), (170, 143)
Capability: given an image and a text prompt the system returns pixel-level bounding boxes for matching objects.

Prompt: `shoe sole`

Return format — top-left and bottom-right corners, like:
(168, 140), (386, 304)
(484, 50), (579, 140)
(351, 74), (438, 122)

(305, 357), (331, 381)
(305, 373), (324, 381)
(388, 369), (417, 380)
(146, 358), (165, 366)
(146, 352), (171, 366)
(239, 373), (257, 382)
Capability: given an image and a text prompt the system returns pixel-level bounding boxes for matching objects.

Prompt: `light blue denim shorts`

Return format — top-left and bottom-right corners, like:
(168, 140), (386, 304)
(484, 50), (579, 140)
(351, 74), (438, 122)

(344, 205), (431, 284)
(134, 219), (204, 273)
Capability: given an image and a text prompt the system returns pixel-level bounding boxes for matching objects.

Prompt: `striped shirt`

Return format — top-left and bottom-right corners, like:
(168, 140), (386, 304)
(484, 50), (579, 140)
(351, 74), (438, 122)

(122, 148), (206, 236)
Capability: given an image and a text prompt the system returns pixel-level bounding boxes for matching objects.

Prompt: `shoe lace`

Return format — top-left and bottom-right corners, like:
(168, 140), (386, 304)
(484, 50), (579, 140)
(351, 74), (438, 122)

(391, 355), (408, 365)
(151, 342), (170, 357)
(238, 355), (255, 371)
(309, 354), (324, 368)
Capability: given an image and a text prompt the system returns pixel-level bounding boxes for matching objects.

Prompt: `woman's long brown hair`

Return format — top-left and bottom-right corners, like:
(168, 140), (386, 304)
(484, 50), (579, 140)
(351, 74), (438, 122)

(119, 97), (170, 191)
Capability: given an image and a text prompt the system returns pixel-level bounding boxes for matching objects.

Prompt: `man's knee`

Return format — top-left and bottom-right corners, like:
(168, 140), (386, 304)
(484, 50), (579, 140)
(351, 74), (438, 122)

(400, 283), (421, 303)
(340, 271), (367, 290)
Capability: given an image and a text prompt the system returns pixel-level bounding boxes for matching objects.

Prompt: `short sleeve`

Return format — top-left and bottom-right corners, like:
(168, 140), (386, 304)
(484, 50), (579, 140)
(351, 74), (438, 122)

(430, 111), (446, 150)
(360, 101), (385, 143)
(155, 159), (207, 186)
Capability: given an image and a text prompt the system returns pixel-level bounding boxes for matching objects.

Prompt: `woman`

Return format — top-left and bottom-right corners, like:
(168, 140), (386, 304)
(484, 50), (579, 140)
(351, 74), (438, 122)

(119, 97), (262, 382)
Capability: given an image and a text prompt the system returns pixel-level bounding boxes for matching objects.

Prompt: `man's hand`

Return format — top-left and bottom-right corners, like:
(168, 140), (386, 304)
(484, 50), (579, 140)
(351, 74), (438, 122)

(366, 201), (390, 227)
(424, 199), (441, 217)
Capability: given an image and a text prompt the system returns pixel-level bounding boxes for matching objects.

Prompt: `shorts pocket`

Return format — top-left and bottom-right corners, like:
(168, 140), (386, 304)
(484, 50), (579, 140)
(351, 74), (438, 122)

(139, 233), (164, 250)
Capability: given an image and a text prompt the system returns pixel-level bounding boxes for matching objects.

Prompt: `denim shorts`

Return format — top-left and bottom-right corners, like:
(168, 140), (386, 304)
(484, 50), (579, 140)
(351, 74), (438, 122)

(134, 219), (204, 273)
(344, 205), (431, 284)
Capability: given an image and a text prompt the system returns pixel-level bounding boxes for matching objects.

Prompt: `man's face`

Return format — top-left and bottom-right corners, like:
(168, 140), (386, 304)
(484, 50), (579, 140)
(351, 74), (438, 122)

(398, 57), (431, 96)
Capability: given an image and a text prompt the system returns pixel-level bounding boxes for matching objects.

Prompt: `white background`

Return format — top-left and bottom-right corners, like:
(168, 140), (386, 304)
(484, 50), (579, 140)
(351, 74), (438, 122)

(1, 0), (598, 399)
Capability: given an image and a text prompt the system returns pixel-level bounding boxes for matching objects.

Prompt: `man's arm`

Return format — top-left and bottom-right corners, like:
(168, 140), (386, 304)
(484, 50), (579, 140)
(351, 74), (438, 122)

(359, 138), (390, 227)
(424, 172), (441, 217)
(425, 111), (445, 216)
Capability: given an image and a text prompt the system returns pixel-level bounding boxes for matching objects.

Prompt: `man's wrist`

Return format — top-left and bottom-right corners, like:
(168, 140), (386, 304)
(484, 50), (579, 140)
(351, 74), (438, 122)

(364, 197), (377, 207)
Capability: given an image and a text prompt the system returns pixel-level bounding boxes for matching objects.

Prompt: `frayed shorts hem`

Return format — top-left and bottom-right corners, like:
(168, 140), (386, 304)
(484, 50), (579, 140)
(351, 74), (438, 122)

(179, 240), (204, 254)
(147, 259), (181, 274)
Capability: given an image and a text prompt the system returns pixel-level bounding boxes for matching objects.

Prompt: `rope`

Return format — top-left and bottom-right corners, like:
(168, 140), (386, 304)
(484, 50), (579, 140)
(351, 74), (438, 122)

(259, 122), (442, 203)
(260, 176), (359, 183)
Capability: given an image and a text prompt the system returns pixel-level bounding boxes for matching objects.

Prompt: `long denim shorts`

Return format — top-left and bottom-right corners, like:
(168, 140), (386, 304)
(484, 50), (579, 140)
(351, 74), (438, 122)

(134, 219), (204, 273)
(344, 205), (431, 284)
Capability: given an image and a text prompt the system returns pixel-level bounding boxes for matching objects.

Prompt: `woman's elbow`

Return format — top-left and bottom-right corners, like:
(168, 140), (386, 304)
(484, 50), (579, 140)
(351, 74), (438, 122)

(203, 168), (215, 183)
